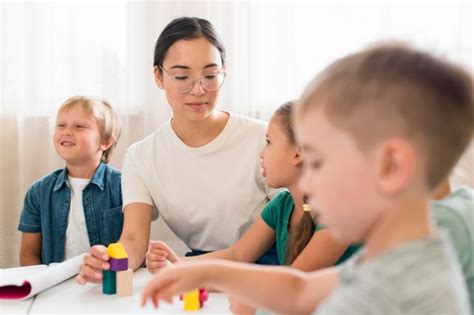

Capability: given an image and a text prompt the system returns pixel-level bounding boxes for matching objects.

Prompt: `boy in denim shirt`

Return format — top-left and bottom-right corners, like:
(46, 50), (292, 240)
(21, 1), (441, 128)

(18, 96), (123, 265)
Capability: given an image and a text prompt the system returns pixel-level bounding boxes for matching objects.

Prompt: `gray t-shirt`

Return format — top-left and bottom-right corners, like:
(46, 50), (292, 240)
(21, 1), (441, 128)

(315, 233), (471, 315)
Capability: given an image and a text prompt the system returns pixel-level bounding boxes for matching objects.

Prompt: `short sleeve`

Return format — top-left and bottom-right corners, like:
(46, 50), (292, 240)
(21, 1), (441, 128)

(17, 185), (42, 233)
(121, 150), (155, 209)
(261, 192), (287, 230)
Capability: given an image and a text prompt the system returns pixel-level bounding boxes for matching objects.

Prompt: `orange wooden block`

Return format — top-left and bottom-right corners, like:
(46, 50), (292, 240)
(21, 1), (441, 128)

(117, 269), (133, 297)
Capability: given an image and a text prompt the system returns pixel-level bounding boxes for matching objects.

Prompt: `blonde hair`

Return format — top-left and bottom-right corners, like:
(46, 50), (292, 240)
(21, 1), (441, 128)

(57, 96), (121, 163)
(297, 43), (473, 189)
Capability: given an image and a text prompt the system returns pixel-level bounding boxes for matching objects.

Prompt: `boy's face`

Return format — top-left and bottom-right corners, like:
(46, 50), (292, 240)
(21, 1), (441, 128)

(54, 105), (107, 166)
(296, 109), (384, 243)
(260, 117), (298, 188)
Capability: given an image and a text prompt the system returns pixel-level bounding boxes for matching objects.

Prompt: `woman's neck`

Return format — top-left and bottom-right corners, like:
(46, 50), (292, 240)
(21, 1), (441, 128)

(171, 111), (229, 147)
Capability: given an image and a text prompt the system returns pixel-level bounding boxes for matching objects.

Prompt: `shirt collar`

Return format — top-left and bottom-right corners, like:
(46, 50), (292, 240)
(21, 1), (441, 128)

(53, 162), (106, 191)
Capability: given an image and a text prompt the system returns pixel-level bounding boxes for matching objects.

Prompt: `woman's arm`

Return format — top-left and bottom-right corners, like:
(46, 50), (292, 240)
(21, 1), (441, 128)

(19, 232), (42, 266)
(76, 202), (152, 284)
(119, 203), (153, 269)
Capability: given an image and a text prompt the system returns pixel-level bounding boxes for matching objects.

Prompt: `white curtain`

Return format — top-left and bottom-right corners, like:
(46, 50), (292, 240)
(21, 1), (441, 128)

(1, 1), (472, 267)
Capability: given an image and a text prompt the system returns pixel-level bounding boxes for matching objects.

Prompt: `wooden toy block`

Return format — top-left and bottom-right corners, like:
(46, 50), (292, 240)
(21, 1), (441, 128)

(117, 269), (133, 297)
(179, 287), (208, 309)
(183, 289), (200, 311)
(102, 270), (116, 294)
(107, 243), (128, 259)
(109, 257), (128, 271)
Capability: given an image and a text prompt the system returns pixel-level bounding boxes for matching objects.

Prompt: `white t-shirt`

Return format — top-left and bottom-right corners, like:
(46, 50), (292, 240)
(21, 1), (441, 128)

(122, 112), (275, 251)
(64, 176), (91, 260)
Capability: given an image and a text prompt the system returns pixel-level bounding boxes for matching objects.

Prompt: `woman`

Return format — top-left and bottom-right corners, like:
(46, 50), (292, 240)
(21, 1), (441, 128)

(77, 17), (278, 284)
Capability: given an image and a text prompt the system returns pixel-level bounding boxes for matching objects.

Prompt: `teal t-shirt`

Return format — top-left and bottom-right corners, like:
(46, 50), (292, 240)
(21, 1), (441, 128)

(261, 191), (360, 265)
(431, 186), (474, 310)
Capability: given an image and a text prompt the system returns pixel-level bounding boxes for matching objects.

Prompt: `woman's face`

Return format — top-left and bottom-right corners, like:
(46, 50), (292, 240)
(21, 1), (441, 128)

(154, 37), (224, 123)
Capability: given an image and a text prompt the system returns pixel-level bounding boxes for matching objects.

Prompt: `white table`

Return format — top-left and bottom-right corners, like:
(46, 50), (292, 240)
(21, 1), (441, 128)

(1, 269), (231, 314)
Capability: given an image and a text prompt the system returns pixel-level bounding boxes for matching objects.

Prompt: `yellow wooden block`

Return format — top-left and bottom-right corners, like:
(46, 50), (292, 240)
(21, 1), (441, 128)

(117, 269), (133, 297)
(107, 243), (128, 259)
(183, 289), (200, 311)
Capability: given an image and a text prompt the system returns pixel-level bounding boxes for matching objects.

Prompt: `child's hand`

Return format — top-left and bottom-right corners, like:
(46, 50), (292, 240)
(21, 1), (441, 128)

(146, 240), (180, 273)
(228, 295), (256, 315)
(76, 245), (110, 285)
(141, 261), (209, 308)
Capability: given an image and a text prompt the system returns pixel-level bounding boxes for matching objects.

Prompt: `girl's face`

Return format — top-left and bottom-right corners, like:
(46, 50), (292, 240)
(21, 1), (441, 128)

(260, 117), (300, 188)
(53, 105), (108, 166)
(154, 37), (224, 123)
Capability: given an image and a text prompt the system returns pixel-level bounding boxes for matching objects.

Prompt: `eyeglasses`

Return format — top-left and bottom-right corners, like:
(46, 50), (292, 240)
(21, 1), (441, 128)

(160, 66), (226, 93)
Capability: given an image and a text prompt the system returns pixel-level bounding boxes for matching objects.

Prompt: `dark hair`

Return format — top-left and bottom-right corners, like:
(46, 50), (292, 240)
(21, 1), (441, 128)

(286, 196), (316, 265)
(297, 43), (474, 188)
(153, 17), (226, 72)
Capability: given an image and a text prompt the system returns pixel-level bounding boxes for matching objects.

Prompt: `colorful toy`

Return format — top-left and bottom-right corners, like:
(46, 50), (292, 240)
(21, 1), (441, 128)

(179, 288), (209, 310)
(102, 243), (133, 296)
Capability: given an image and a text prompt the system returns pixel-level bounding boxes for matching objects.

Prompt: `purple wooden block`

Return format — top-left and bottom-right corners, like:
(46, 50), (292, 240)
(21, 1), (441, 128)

(109, 257), (128, 271)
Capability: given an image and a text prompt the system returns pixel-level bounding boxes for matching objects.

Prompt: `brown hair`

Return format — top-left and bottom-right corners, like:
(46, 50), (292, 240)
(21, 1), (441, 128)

(58, 96), (121, 163)
(286, 197), (316, 265)
(272, 101), (317, 265)
(297, 43), (474, 189)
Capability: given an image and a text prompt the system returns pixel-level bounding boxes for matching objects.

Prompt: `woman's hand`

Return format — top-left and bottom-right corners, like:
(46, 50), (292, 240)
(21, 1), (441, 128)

(146, 240), (180, 273)
(76, 245), (110, 284)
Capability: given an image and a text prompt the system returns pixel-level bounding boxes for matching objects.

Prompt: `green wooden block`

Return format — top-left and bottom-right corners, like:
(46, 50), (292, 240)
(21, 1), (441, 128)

(102, 270), (116, 294)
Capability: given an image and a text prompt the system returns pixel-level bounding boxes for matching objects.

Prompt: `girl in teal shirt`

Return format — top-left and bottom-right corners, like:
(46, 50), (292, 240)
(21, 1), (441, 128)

(146, 101), (358, 313)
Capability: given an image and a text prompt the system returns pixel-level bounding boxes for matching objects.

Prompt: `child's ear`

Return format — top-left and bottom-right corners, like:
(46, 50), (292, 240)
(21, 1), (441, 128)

(375, 138), (415, 196)
(153, 66), (164, 89)
(100, 137), (115, 152)
(293, 146), (304, 166)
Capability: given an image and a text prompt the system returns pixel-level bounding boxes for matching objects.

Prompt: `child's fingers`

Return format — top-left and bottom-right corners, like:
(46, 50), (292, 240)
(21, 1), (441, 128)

(146, 260), (168, 273)
(146, 250), (168, 262)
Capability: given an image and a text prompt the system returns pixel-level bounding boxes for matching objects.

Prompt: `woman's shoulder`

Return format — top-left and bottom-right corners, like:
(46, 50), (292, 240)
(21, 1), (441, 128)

(125, 122), (170, 156)
(228, 112), (268, 133)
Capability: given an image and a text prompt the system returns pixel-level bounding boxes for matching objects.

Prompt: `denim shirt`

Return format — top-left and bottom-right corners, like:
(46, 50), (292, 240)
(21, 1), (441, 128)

(18, 163), (123, 264)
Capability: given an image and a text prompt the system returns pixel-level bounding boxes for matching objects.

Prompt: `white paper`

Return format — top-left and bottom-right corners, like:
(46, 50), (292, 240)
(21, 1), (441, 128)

(0, 253), (85, 300)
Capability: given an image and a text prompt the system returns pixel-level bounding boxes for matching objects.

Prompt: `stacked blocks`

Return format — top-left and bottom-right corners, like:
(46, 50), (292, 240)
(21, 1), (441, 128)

(102, 243), (133, 296)
(179, 288), (209, 311)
